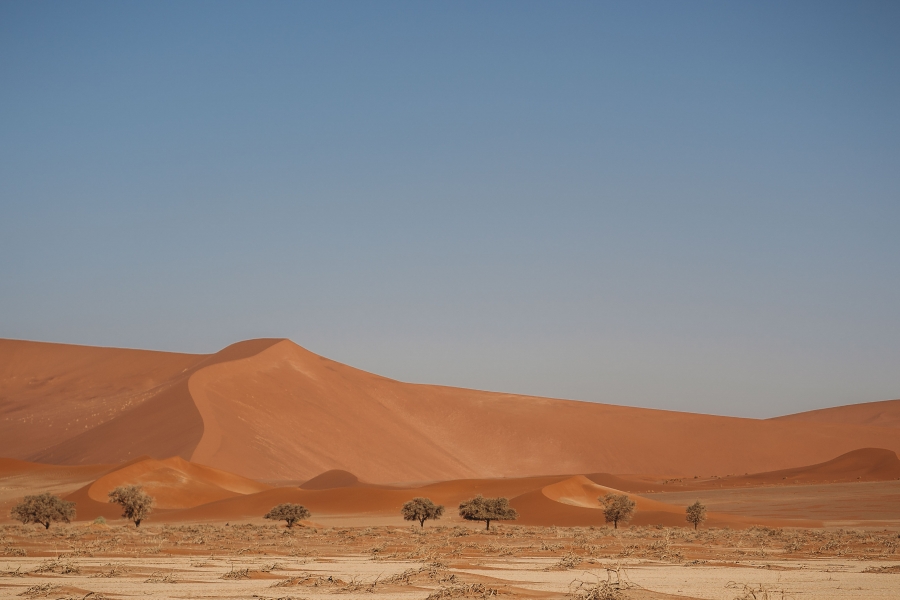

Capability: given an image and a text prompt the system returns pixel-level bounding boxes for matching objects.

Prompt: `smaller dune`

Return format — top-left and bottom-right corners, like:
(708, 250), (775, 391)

(87, 456), (271, 509)
(542, 475), (685, 514)
(300, 469), (360, 490)
(715, 448), (900, 486)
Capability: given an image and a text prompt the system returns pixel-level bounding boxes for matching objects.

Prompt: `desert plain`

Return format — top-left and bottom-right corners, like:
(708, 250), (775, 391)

(1, 337), (899, 599)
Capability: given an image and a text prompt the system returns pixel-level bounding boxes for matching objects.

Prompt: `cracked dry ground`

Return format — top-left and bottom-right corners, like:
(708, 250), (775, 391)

(1, 523), (899, 599)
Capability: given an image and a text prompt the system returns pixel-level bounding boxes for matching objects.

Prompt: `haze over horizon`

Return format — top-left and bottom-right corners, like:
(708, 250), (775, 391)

(2, 1), (899, 418)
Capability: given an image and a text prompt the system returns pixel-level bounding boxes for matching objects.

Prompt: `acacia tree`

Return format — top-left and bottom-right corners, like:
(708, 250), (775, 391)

(11, 493), (76, 529)
(458, 495), (518, 530)
(685, 501), (707, 530)
(401, 497), (445, 528)
(599, 493), (635, 529)
(108, 485), (153, 528)
(264, 503), (311, 528)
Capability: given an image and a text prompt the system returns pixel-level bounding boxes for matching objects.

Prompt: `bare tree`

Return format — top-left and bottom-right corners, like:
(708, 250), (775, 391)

(11, 493), (75, 529)
(401, 497), (445, 528)
(685, 501), (707, 530)
(264, 503), (311, 528)
(599, 493), (635, 529)
(108, 485), (153, 527)
(458, 495), (518, 530)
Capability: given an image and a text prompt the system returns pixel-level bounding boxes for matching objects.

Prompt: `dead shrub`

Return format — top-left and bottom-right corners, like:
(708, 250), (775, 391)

(425, 582), (500, 599)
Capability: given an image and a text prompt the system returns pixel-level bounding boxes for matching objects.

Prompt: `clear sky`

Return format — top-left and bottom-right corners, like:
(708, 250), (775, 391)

(2, 1), (898, 418)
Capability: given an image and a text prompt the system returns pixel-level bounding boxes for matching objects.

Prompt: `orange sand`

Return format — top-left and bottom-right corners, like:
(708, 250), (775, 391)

(2, 336), (899, 492)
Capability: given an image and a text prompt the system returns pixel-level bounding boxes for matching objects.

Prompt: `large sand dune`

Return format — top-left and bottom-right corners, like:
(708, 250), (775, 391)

(2, 337), (899, 483)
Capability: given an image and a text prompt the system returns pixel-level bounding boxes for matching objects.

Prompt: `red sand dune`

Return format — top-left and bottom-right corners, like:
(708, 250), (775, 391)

(2, 337), (899, 483)
(86, 456), (271, 509)
(2, 455), (878, 527)
(722, 448), (900, 485)
(0, 338), (203, 460)
(773, 399), (900, 429)
(511, 475), (762, 528)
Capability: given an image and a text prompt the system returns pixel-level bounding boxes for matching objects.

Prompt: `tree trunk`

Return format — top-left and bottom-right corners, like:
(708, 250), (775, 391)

(44, 522), (50, 529)
(613, 519), (618, 529)
(694, 522), (697, 530)
(420, 519), (425, 528)
(135, 519), (141, 528)
(485, 519), (491, 530)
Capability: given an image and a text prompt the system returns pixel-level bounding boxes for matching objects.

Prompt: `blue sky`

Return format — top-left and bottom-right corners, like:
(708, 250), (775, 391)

(2, 1), (898, 417)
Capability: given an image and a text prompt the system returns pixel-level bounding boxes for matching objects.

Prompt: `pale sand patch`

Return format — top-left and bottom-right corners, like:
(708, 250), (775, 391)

(3, 555), (899, 599)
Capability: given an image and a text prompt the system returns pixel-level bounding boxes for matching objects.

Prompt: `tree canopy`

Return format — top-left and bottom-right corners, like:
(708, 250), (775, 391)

(264, 503), (311, 527)
(599, 493), (635, 529)
(685, 501), (707, 529)
(108, 485), (153, 527)
(401, 497), (445, 527)
(11, 493), (75, 529)
(458, 495), (518, 530)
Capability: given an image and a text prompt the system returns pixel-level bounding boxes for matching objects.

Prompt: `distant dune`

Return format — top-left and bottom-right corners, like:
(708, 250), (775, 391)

(2, 337), (899, 483)
(773, 399), (900, 429)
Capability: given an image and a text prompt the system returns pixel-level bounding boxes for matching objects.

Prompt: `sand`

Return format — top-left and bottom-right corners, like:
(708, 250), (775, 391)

(2, 336), (899, 533)
(1, 524), (898, 600)
(3, 337), (899, 483)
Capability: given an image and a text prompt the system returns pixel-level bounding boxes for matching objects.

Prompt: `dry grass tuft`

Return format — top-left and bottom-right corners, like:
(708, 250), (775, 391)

(144, 570), (179, 583)
(425, 582), (500, 598)
(725, 582), (793, 599)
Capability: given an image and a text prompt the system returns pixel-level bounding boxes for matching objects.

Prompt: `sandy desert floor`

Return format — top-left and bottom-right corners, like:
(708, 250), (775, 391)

(644, 480), (900, 527)
(1, 522), (898, 599)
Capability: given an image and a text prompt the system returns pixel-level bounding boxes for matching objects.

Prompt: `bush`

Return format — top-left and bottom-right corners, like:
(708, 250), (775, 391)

(93, 516), (106, 525)
(685, 501), (707, 530)
(108, 485), (153, 527)
(10, 493), (75, 529)
(599, 493), (635, 529)
(264, 503), (310, 527)
(458, 495), (518, 530)
(402, 497), (445, 528)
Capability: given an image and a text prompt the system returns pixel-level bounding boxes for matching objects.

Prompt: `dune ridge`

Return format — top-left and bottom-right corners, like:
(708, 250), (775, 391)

(2, 337), (900, 483)
(773, 399), (900, 429)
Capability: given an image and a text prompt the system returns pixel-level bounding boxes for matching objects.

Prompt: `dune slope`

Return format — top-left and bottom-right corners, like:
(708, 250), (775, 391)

(185, 339), (900, 481)
(4, 337), (900, 483)
(0, 339), (204, 459)
(773, 399), (900, 429)
(27, 339), (283, 465)
(87, 456), (271, 509)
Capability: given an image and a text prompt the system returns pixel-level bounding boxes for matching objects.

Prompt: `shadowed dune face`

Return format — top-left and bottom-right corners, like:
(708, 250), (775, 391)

(0, 339), (204, 459)
(3, 337), (900, 483)
(19, 339), (284, 466)
(300, 469), (360, 490)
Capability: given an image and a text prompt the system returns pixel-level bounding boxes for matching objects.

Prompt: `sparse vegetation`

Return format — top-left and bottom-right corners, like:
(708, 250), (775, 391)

(0, 522), (896, 598)
(402, 497), (445, 528)
(598, 494), (635, 529)
(686, 501), (707, 530)
(264, 503), (311, 528)
(458, 495), (518, 530)
(107, 485), (153, 527)
(10, 493), (75, 529)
